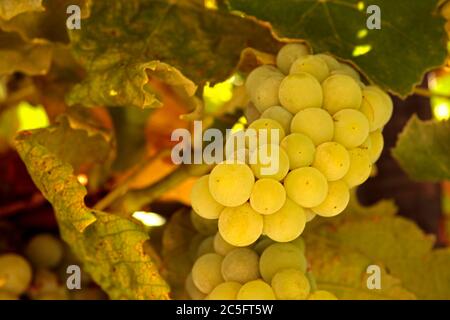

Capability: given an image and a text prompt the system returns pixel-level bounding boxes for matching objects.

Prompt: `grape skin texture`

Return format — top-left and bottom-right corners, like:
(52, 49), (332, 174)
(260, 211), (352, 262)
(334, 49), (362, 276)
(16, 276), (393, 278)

(0, 254), (32, 295)
(260, 106), (293, 135)
(290, 55), (330, 82)
(279, 73), (323, 113)
(237, 279), (276, 300)
(271, 268), (311, 300)
(247, 118), (286, 146)
(250, 74), (284, 113)
(218, 203), (263, 247)
(191, 175), (224, 219)
(250, 144), (290, 181)
(343, 148), (372, 188)
(245, 65), (282, 93)
(259, 243), (307, 283)
(322, 74), (362, 114)
(192, 253), (224, 294)
(315, 54), (340, 71)
(209, 162), (254, 207)
(221, 248), (260, 284)
(207, 282), (241, 300)
(280, 133), (316, 169)
(213, 232), (236, 256)
(312, 180), (350, 217)
(360, 87), (393, 132)
(25, 233), (64, 268)
(284, 167), (328, 208)
(333, 109), (370, 149)
(250, 178), (286, 215)
(312, 142), (350, 181)
(276, 43), (310, 74)
(290, 108), (334, 146)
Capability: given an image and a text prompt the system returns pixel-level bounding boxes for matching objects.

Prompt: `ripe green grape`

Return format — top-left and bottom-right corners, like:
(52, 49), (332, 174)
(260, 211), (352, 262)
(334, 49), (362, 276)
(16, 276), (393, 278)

(290, 55), (330, 82)
(276, 43), (310, 74)
(333, 109), (370, 148)
(280, 133), (316, 169)
(364, 85), (393, 115)
(192, 253), (224, 294)
(221, 248), (260, 284)
(250, 178), (286, 215)
(278, 73), (323, 113)
(197, 236), (215, 258)
(248, 118), (286, 146)
(213, 232), (236, 256)
(218, 203), (263, 247)
(245, 65), (282, 93)
(311, 180), (350, 217)
(322, 74), (362, 114)
(263, 198), (306, 242)
(312, 142), (350, 181)
(250, 144), (290, 181)
(271, 268), (310, 300)
(191, 175), (224, 219)
(333, 63), (361, 81)
(290, 236), (305, 254)
(253, 237), (275, 255)
(343, 148), (372, 188)
(207, 282), (241, 300)
(25, 233), (64, 268)
(260, 105), (293, 134)
(237, 279), (276, 300)
(315, 54), (341, 71)
(284, 167), (328, 208)
(367, 129), (384, 163)
(259, 243), (307, 283)
(209, 162), (255, 207)
(250, 74), (284, 113)
(308, 290), (338, 300)
(290, 108), (334, 146)
(185, 273), (206, 300)
(190, 210), (218, 236)
(0, 254), (32, 295)
(304, 209), (316, 222)
(360, 87), (393, 131)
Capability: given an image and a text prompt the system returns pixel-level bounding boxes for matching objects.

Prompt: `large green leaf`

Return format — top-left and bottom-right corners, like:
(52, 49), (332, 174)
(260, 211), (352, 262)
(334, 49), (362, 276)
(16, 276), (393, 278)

(392, 115), (450, 181)
(67, 0), (279, 109)
(304, 195), (450, 300)
(15, 118), (170, 300)
(227, 0), (447, 96)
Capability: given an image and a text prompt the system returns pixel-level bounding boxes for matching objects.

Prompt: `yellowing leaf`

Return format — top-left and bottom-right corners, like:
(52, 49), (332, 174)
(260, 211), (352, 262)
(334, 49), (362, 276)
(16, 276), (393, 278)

(0, 0), (44, 21)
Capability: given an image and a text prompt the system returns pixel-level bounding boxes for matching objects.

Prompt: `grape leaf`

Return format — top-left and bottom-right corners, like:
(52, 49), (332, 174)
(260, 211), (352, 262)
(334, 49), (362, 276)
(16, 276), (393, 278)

(305, 195), (450, 299)
(15, 118), (170, 300)
(67, 0), (279, 109)
(392, 115), (450, 181)
(227, 0), (447, 96)
(0, 0), (44, 21)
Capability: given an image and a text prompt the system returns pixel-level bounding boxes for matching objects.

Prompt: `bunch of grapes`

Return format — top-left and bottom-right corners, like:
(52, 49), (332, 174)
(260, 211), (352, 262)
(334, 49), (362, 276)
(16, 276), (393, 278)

(187, 43), (392, 299)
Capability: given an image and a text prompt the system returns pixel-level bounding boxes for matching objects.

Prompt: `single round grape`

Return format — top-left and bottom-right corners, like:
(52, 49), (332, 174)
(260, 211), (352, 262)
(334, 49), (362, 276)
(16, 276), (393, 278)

(250, 74), (284, 113)
(209, 162), (255, 207)
(290, 108), (334, 146)
(280, 133), (316, 169)
(290, 236), (305, 254)
(25, 233), (64, 268)
(364, 85), (393, 116)
(271, 268), (310, 300)
(334, 63), (361, 81)
(322, 74), (362, 114)
(259, 243), (307, 283)
(279, 73), (323, 113)
(284, 167), (328, 208)
(247, 118), (286, 146)
(304, 208), (317, 222)
(221, 248), (260, 284)
(308, 290), (338, 300)
(250, 178), (286, 215)
(263, 198), (306, 242)
(333, 109), (370, 148)
(207, 281), (241, 300)
(260, 105), (293, 135)
(192, 253), (224, 294)
(360, 87), (393, 131)
(276, 43), (310, 74)
(315, 54), (341, 71)
(245, 65), (282, 93)
(290, 55), (330, 82)
(218, 203), (263, 247)
(343, 148), (372, 188)
(185, 273), (206, 300)
(312, 142), (350, 181)
(253, 237), (275, 255)
(191, 175), (224, 219)
(0, 254), (32, 295)
(213, 232), (236, 256)
(249, 144), (290, 181)
(237, 279), (276, 300)
(197, 236), (215, 258)
(367, 129), (384, 163)
(190, 210), (218, 236)
(311, 180), (350, 217)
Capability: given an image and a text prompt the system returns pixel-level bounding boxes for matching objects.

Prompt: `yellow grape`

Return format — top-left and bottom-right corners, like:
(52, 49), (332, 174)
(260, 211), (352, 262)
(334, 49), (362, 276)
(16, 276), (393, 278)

(308, 290), (338, 300)
(221, 248), (260, 284)
(284, 167), (328, 208)
(207, 282), (241, 300)
(276, 43), (310, 74)
(250, 144), (290, 181)
(360, 87), (393, 131)
(237, 279), (276, 300)
(343, 148), (372, 188)
(192, 253), (224, 294)
(185, 273), (206, 300)
(290, 108), (334, 146)
(25, 233), (64, 268)
(279, 73), (323, 113)
(304, 208), (316, 222)
(312, 142), (350, 181)
(245, 65), (282, 93)
(250, 178), (286, 215)
(260, 105), (293, 135)
(290, 55), (330, 82)
(218, 203), (263, 246)
(0, 254), (32, 295)
(311, 180), (350, 217)
(367, 129), (384, 163)
(333, 63), (361, 81)
(196, 236), (215, 258)
(191, 175), (224, 219)
(333, 109), (370, 148)
(280, 133), (316, 169)
(213, 232), (236, 256)
(271, 268), (311, 300)
(190, 210), (218, 236)
(322, 74), (362, 114)
(263, 198), (306, 242)
(315, 54), (341, 71)
(250, 74), (284, 113)
(247, 118), (286, 147)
